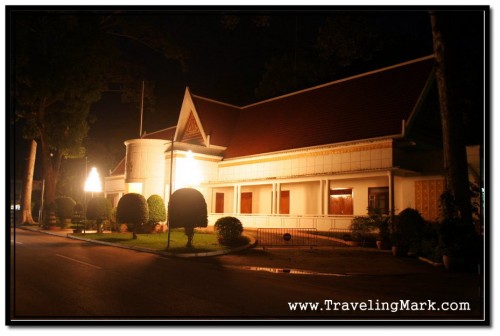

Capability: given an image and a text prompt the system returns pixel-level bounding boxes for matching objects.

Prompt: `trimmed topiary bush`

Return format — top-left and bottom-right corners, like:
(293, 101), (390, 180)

(168, 188), (208, 248)
(116, 193), (149, 239)
(214, 216), (244, 246)
(86, 197), (112, 233)
(55, 196), (76, 227)
(145, 194), (166, 233)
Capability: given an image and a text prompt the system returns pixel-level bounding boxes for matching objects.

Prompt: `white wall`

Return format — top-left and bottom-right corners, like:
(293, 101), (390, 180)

(281, 181), (320, 215)
(218, 140), (393, 182)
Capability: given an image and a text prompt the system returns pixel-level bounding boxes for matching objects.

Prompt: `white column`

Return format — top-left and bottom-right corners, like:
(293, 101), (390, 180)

(324, 180), (330, 215)
(276, 183), (281, 214)
(233, 185), (239, 214)
(317, 180), (323, 215)
(271, 183), (277, 214)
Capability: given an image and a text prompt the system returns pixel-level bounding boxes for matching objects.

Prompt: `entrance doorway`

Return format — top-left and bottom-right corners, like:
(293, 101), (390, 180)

(241, 192), (252, 214)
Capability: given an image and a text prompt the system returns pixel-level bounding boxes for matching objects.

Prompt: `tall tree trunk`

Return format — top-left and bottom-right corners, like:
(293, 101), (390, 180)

(430, 12), (473, 227)
(20, 139), (37, 224)
(40, 133), (60, 208)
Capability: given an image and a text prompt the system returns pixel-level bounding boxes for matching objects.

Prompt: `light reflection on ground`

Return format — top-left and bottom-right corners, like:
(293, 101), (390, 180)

(224, 265), (352, 276)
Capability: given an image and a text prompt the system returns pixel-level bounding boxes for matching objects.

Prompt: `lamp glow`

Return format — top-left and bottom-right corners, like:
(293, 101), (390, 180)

(175, 150), (201, 189)
(84, 167), (102, 193)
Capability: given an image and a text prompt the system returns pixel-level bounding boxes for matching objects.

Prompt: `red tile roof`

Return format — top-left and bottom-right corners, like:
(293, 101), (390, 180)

(191, 95), (241, 147)
(109, 55), (435, 177)
(223, 55), (435, 158)
(110, 157), (126, 176)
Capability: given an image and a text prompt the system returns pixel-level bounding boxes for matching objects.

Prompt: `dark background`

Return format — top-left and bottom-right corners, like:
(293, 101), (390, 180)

(11, 8), (484, 186)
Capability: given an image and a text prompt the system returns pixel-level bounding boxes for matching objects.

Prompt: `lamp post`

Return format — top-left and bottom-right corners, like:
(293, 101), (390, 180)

(84, 166), (102, 234)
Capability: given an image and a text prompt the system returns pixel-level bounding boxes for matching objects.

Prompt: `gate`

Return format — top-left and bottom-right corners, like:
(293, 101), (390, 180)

(257, 228), (318, 247)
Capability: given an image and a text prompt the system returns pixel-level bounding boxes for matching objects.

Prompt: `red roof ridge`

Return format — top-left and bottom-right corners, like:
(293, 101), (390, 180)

(241, 54), (435, 109)
(191, 94), (242, 109)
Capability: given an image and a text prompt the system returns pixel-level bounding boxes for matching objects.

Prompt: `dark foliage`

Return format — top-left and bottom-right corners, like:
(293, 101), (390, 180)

(55, 196), (76, 221)
(214, 216), (244, 246)
(393, 208), (425, 254)
(147, 194), (166, 224)
(116, 193), (148, 239)
(168, 188), (208, 247)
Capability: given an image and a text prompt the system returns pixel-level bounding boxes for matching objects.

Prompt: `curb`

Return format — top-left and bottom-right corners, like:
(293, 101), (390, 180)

(18, 226), (257, 258)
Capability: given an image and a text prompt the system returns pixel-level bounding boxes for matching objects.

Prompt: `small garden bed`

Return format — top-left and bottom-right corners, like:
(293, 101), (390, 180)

(73, 228), (250, 254)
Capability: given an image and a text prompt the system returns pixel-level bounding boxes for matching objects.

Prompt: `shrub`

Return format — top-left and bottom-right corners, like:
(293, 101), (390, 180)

(168, 188), (208, 248)
(87, 197), (112, 233)
(144, 195), (166, 233)
(214, 216), (244, 246)
(394, 208), (425, 254)
(116, 193), (149, 239)
(350, 216), (376, 245)
(55, 196), (76, 227)
(72, 203), (85, 229)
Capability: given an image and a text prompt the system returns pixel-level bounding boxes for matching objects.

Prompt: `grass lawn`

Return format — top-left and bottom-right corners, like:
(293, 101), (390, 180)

(74, 229), (248, 254)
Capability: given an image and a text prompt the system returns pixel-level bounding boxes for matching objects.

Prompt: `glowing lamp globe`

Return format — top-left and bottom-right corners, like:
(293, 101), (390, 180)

(84, 167), (102, 193)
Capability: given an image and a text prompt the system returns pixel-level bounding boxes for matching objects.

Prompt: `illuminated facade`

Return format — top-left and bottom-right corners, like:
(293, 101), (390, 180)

(104, 55), (480, 229)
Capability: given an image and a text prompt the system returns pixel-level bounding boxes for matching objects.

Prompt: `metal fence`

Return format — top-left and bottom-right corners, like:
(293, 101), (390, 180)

(257, 228), (319, 247)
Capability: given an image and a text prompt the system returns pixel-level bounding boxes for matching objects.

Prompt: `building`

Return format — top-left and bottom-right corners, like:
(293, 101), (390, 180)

(104, 55), (479, 230)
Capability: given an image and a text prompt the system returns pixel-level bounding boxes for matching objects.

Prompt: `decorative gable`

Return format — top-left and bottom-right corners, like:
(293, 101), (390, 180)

(181, 111), (205, 145)
(174, 87), (208, 146)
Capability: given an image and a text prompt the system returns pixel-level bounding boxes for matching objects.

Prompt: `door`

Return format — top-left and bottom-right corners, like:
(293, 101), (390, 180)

(215, 193), (224, 213)
(280, 190), (290, 214)
(240, 192), (252, 214)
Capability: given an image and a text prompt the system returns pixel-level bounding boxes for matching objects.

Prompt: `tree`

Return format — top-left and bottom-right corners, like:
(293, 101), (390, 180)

(12, 11), (187, 211)
(168, 188), (208, 248)
(116, 193), (148, 239)
(20, 139), (37, 224)
(429, 11), (477, 228)
(13, 14), (116, 207)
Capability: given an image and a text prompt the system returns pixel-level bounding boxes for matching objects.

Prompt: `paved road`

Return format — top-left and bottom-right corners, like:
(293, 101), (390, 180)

(10, 228), (484, 322)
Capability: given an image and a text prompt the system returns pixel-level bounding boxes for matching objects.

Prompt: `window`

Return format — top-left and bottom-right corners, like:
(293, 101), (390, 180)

(329, 188), (353, 215)
(368, 187), (389, 214)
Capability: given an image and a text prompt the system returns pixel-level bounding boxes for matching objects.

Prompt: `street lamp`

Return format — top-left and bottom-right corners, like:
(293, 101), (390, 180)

(84, 166), (102, 234)
(84, 167), (102, 196)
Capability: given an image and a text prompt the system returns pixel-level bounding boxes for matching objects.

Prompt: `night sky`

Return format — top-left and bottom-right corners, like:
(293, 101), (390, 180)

(11, 7), (484, 183)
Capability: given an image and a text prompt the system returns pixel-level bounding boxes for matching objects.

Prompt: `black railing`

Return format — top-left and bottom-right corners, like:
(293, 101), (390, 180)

(257, 228), (318, 247)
